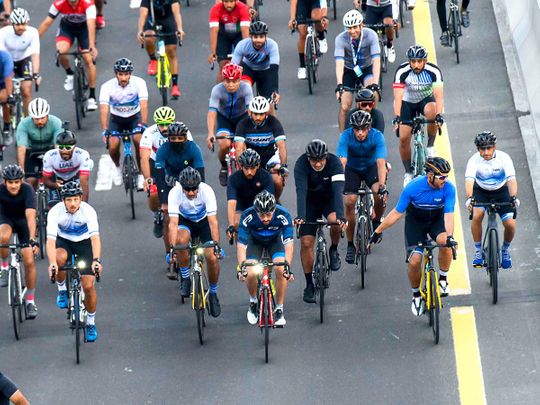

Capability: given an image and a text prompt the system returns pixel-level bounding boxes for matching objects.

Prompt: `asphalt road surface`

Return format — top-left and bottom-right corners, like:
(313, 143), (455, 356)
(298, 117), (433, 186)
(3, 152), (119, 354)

(1, 0), (539, 404)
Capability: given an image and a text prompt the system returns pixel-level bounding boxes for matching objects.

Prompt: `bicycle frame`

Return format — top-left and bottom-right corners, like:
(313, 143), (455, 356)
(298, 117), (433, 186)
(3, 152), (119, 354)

(419, 247), (441, 311)
(214, 134), (238, 176)
(5, 240), (27, 309)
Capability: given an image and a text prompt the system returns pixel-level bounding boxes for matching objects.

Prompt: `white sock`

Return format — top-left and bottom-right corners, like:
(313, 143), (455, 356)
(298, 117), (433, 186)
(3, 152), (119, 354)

(275, 304), (283, 311)
(87, 312), (95, 326)
(57, 281), (67, 291)
(249, 296), (257, 303)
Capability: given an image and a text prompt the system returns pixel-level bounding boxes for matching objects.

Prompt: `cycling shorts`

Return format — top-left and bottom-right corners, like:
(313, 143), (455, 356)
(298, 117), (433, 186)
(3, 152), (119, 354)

(404, 206), (445, 261)
(365, 4), (393, 25)
(56, 236), (95, 276)
(296, 0), (321, 22)
(217, 32), (243, 62)
(109, 113), (141, 134)
(216, 111), (248, 136)
(472, 183), (515, 220)
(298, 197), (335, 237)
(13, 57), (33, 79)
(342, 65), (374, 91)
(399, 95), (436, 125)
(343, 163), (379, 193)
(241, 64), (277, 99)
(144, 16), (178, 46)
(178, 216), (212, 243)
(245, 236), (285, 261)
(24, 149), (50, 178)
(150, 158), (170, 205)
(56, 22), (90, 50)
(0, 218), (30, 244)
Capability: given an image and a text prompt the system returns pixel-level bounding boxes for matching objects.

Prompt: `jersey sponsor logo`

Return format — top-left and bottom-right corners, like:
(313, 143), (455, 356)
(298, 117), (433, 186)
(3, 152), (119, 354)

(277, 214), (289, 226)
(242, 213), (253, 227)
(255, 182), (261, 187)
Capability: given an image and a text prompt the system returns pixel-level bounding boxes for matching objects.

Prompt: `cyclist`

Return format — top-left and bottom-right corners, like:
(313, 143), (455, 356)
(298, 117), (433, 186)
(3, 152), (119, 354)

(226, 148), (274, 241)
(231, 21), (280, 110)
(288, 0), (328, 80)
(46, 180), (102, 342)
(335, 9), (381, 131)
(137, 0), (184, 98)
(437, 0), (471, 46)
(345, 88), (385, 133)
(294, 139), (346, 303)
(0, 8), (41, 123)
(38, 0), (99, 111)
(206, 62), (253, 186)
(235, 96), (287, 199)
(393, 45), (444, 186)
(168, 167), (222, 317)
(237, 190), (294, 326)
(364, 0), (397, 63)
(42, 129), (93, 204)
(16, 98), (63, 190)
(0, 165), (39, 319)
(465, 131), (517, 269)
(0, 48), (12, 143)
(370, 157), (457, 315)
(0, 371), (30, 405)
(338, 110), (388, 264)
(99, 57), (148, 189)
(208, 0), (251, 82)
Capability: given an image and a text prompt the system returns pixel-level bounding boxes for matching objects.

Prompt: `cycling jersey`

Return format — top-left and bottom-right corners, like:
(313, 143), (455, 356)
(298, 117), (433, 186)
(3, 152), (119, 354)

(46, 201), (99, 242)
(15, 115), (63, 149)
(42, 147), (93, 181)
(238, 205), (294, 246)
(465, 150), (516, 191)
(227, 169), (274, 211)
(294, 153), (345, 219)
(0, 50), (13, 87)
(140, 124), (193, 161)
(209, 81), (253, 121)
(231, 37), (280, 71)
(396, 175), (456, 214)
(393, 62), (443, 103)
(168, 182), (217, 222)
(0, 372), (18, 404)
(334, 28), (380, 70)
(99, 76), (148, 118)
(0, 183), (35, 221)
(141, 0), (178, 20)
(337, 127), (386, 172)
(155, 141), (204, 179)
(48, 0), (97, 28)
(234, 115), (286, 165)
(209, 1), (251, 34)
(0, 26), (40, 62)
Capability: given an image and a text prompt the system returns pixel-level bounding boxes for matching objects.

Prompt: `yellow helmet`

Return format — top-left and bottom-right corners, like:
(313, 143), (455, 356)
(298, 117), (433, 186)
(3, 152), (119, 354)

(153, 106), (175, 125)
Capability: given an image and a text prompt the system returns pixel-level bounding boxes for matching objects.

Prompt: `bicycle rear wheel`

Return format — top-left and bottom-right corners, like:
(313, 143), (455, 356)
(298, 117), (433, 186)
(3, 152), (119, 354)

(489, 229), (498, 304)
(10, 269), (22, 340)
(430, 271), (440, 344)
(357, 216), (368, 289)
(193, 272), (205, 345)
(74, 288), (81, 364)
(451, 11), (460, 64)
(305, 36), (314, 95)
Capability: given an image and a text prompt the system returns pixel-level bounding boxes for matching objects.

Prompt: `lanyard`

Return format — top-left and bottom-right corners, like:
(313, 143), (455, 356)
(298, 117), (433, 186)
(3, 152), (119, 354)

(350, 30), (363, 67)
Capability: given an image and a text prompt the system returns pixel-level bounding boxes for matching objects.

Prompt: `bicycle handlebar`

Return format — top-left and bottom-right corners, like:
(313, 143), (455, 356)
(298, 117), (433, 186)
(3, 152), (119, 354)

(468, 201), (517, 220)
(0, 243), (30, 249)
(50, 262), (101, 283)
(416, 241), (457, 260)
(240, 260), (292, 279)
(141, 32), (182, 47)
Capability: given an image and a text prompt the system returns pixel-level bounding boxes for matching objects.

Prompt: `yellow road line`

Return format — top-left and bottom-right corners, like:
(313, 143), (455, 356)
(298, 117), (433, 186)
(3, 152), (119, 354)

(412, 0), (470, 295)
(450, 307), (487, 405)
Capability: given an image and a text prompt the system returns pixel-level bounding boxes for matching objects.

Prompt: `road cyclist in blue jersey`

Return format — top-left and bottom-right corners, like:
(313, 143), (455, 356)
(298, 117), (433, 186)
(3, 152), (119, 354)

(369, 157), (457, 316)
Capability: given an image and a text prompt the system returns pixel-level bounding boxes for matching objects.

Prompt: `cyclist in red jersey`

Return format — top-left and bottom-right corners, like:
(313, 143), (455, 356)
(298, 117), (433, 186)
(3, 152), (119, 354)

(38, 0), (99, 111)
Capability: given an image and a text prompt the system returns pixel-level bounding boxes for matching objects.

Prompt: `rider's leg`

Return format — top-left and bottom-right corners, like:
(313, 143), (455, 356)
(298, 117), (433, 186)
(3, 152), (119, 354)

(339, 91), (353, 131)
(423, 101), (438, 148)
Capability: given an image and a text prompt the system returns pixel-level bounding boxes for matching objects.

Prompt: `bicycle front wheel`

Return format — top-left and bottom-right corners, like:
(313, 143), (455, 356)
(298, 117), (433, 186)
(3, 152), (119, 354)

(37, 194), (47, 259)
(10, 269), (22, 340)
(451, 11), (460, 63)
(430, 271), (440, 344)
(489, 229), (499, 304)
(357, 216), (368, 289)
(262, 288), (270, 363)
(193, 272), (205, 345)
(412, 138), (426, 177)
(124, 156), (136, 219)
(74, 288), (81, 364)
(305, 36), (314, 95)
(332, 0), (337, 20)
(74, 69), (84, 130)
(399, 0), (405, 29)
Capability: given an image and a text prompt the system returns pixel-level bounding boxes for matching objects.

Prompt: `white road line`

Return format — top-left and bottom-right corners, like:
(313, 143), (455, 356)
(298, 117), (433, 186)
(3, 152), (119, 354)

(94, 154), (114, 191)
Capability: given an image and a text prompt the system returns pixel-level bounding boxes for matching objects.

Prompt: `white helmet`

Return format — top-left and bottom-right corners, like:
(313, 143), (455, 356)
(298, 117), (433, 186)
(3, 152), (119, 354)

(28, 98), (50, 119)
(249, 96), (270, 114)
(343, 9), (363, 28)
(10, 8), (30, 25)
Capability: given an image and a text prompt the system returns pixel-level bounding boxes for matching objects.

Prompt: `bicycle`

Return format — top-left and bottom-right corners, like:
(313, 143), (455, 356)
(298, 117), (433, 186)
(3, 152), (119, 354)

(398, 116), (441, 178)
(469, 201), (516, 304)
(57, 50), (90, 130)
(28, 152), (48, 259)
(417, 240), (456, 344)
(292, 19), (323, 95)
(212, 134), (238, 177)
(447, 0), (462, 64)
(399, 0), (408, 29)
(0, 235), (29, 340)
(8, 75), (38, 138)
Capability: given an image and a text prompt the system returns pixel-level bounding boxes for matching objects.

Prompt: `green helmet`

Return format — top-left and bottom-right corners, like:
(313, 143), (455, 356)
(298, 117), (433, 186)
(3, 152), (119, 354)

(153, 106), (176, 125)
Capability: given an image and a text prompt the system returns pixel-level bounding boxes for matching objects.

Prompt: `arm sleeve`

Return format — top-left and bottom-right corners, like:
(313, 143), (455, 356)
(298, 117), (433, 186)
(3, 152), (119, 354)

(192, 144), (205, 170)
(231, 41), (243, 65)
(139, 130), (152, 150)
(197, 167), (206, 183)
(336, 131), (349, 158)
(233, 119), (247, 143)
(330, 158), (345, 217)
(2, 52), (13, 78)
(281, 210), (294, 244)
(268, 63), (279, 93)
(85, 4), (97, 19)
(263, 171), (275, 194)
(369, 30), (381, 57)
(240, 4), (252, 24)
(395, 187), (412, 214)
(226, 175), (238, 200)
(444, 182), (456, 214)
(269, 40), (280, 65)
(48, 3), (61, 19)
(294, 158), (308, 219)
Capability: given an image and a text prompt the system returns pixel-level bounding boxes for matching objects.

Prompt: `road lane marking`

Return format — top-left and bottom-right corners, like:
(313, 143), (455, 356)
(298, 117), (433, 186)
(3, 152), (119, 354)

(95, 154), (114, 191)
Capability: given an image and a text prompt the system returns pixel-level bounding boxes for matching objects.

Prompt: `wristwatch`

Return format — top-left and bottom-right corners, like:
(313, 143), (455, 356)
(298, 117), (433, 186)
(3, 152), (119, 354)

(93, 258), (102, 264)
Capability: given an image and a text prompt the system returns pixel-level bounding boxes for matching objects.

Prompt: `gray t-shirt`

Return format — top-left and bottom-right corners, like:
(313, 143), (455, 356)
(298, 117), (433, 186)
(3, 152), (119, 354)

(209, 81), (253, 120)
(334, 28), (380, 70)
(231, 37), (280, 71)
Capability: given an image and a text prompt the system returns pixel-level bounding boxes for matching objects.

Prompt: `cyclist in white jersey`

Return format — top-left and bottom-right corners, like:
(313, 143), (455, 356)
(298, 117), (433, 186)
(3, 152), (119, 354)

(168, 167), (223, 318)
(46, 180), (102, 342)
(42, 129), (93, 203)
(99, 58), (148, 188)
(465, 131), (518, 269)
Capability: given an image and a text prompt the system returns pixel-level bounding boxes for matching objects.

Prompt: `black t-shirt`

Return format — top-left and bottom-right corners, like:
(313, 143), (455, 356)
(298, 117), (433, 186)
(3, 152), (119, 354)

(234, 115), (286, 165)
(227, 169), (274, 210)
(345, 107), (385, 134)
(141, 0), (179, 20)
(0, 372), (18, 405)
(0, 183), (36, 221)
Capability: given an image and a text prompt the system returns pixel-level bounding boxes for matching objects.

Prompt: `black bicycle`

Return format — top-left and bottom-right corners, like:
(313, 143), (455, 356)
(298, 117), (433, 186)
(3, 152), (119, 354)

(447, 0), (462, 64)
(293, 19), (323, 95)
(57, 51), (90, 130)
(29, 152), (48, 259)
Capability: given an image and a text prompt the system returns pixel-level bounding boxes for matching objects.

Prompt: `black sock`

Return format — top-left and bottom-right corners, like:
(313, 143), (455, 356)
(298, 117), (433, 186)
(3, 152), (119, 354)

(3, 122), (9, 131)
(317, 31), (325, 40)
(299, 53), (305, 68)
(413, 291), (421, 298)
(149, 54), (157, 61)
(65, 67), (74, 75)
(387, 40), (393, 48)
(89, 88), (96, 99)
(304, 272), (313, 286)
(330, 243), (338, 250)
(402, 160), (412, 172)
(220, 160), (227, 168)
(172, 74), (178, 86)
(347, 241), (354, 248)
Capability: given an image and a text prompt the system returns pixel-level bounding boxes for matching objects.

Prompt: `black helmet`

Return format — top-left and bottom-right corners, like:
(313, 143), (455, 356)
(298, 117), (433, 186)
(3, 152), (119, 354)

(406, 45), (428, 60)
(249, 21), (268, 35)
(238, 149), (261, 168)
(179, 167), (201, 189)
(60, 180), (83, 198)
(425, 157), (451, 175)
(305, 139), (328, 160)
(114, 58), (134, 73)
(474, 131), (496, 148)
(167, 121), (189, 137)
(349, 110), (372, 128)
(254, 190), (276, 214)
(355, 88), (376, 103)
(2, 164), (24, 180)
(56, 130), (77, 145)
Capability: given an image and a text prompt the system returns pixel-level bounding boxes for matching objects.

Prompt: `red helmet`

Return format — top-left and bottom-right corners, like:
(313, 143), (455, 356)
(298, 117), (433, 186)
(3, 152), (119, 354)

(221, 63), (243, 80)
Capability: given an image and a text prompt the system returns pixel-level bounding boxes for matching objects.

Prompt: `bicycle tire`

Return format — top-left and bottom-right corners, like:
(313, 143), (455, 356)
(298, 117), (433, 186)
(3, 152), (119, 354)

(451, 10), (460, 64)
(380, 38), (388, 74)
(124, 156), (136, 219)
(74, 68), (83, 130)
(430, 271), (440, 344)
(74, 288), (81, 364)
(399, 0), (405, 29)
(412, 136), (426, 178)
(305, 35), (314, 95)
(263, 287), (270, 363)
(489, 229), (498, 304)
(357, 216), (368, 289)
(15, 101), (22, 128)
(10, 268), (21, 340)
(317, 250), (326, 324)
(158, 57), (169, 106)
(332, 0), (337, 20)
(37, 193), (47, 259)
(193, 272), (204, 345)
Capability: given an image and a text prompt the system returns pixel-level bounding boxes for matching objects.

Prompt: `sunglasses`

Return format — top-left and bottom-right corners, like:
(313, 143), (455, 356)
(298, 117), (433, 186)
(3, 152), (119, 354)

(183, 186), (198, 192)
(478, 146), (494, 151)
(434, 175), (448, 180)
(57, 144), (74, 151)
(168, 136), (186, 142)
(353, 125), (370, 131)
(359, 102), (374, 108)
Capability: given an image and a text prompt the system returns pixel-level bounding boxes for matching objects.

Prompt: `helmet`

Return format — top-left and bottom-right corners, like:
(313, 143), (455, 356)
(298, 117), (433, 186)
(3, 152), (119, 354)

(221, 63), (243, 80)
(305, 139), (328, 160)
(425, 157), (451, 175)
(474, 131), (496, 148)
(249, 96), (270, 114)
(355, 88), (376, 103)
(406, 44), (428, 60)
(249, 21), (268, 35)
(2, 164), (24, 180)
(60, 180), (83, 198)
(179, 167), (201, 189)
(113, 58), (134, 73)
(342, 9), (363, 28)
(28, 97), (50, 119)
(10, 8), (29, 25)
(167, 121), (189, 137)
(349, 110), (372, 128)
(238, 149), (261, 168)
(56, 130), (77, 145)
(153, 106), (176, 125)
(254, 190), (276, 214)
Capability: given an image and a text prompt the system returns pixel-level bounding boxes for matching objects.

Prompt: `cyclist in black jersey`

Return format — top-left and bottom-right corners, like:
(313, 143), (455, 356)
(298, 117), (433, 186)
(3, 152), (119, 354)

(346, 88), (385, 133)
(294, 139), (346, 303)
(437, 0), (471, 46)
